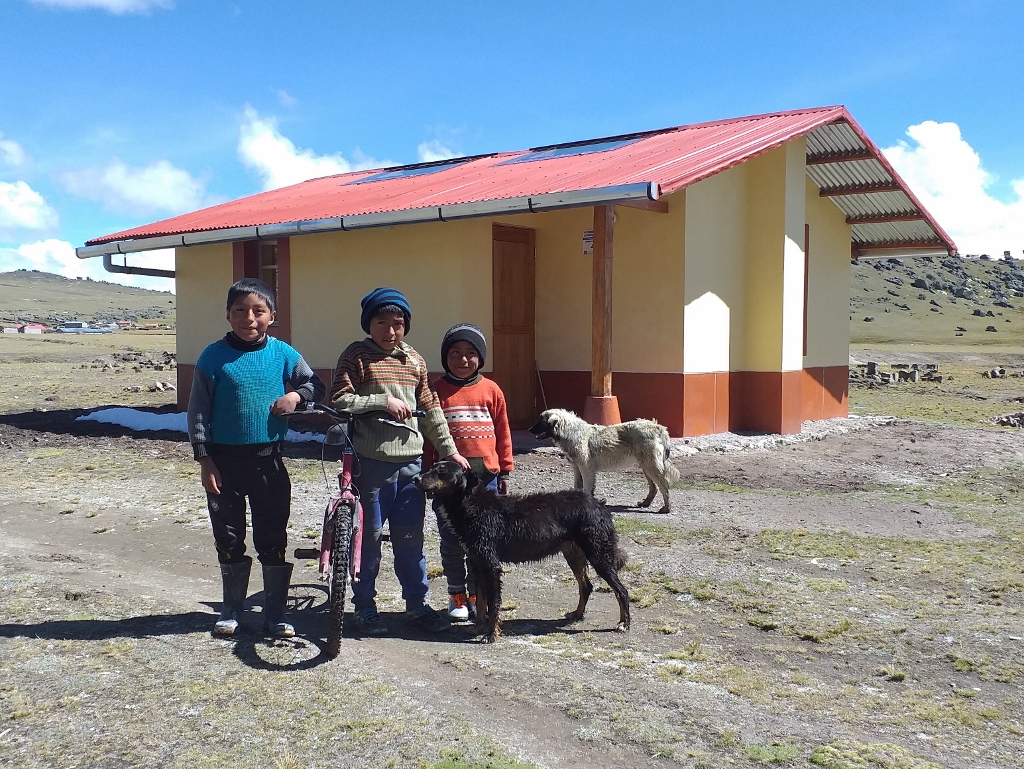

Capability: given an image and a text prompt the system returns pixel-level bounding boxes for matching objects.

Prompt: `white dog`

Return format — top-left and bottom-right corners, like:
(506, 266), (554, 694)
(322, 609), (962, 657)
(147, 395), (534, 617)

(529, 409), (680, 513)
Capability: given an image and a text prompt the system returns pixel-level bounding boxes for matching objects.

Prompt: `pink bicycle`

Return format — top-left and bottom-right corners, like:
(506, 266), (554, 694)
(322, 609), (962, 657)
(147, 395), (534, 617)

(285, 403), (424, 657)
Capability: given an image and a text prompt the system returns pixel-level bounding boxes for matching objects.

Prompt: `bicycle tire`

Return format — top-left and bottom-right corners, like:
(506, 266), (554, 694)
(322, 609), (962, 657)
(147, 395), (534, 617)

(326, 501), (354, 658)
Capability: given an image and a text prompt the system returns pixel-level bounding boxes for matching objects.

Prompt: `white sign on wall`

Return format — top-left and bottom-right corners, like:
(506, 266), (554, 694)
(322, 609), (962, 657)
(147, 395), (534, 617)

(583, 230), (594, 255)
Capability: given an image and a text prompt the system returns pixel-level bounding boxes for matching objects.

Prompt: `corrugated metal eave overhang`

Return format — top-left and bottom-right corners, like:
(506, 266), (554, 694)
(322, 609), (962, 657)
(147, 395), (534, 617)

(804, 116), (956, 257)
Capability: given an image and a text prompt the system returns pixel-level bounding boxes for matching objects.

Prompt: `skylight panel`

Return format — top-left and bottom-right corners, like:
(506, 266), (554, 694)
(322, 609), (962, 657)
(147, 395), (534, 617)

(500, 137), (641, 165)
(348, 159), (468, 185)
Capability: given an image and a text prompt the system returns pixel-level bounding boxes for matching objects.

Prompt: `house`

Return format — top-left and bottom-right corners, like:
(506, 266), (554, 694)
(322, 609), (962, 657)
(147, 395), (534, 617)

(77, 106), (954, 436)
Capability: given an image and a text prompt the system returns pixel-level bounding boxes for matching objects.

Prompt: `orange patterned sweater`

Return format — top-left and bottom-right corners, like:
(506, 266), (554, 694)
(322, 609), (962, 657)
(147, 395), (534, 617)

(426, 376), (514, 476)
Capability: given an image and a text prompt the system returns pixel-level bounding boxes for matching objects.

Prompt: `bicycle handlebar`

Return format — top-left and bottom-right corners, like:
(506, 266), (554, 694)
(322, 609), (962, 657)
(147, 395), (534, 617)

(281, 404), (426, 420)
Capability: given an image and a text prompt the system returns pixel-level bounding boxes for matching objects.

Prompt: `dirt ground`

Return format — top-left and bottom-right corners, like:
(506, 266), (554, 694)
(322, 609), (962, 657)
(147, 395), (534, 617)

(2, 340), (1024, 768)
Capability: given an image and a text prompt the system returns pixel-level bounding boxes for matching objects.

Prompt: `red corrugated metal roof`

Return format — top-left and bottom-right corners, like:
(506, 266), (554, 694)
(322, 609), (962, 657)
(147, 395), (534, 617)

(86, 105), (954, 255)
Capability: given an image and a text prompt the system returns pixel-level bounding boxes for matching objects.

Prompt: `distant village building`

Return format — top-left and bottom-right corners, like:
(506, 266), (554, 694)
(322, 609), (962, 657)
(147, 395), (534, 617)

(78, 106), (954, 436)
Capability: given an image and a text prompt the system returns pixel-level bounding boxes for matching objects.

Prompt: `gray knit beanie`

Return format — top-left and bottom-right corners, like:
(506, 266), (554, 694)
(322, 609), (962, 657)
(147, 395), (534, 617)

(441, 323), (487, 375)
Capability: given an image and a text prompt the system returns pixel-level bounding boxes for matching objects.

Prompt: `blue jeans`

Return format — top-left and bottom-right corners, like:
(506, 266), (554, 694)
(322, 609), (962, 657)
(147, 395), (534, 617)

(436, 472), (497, 595)
(351, 455), (428, 611)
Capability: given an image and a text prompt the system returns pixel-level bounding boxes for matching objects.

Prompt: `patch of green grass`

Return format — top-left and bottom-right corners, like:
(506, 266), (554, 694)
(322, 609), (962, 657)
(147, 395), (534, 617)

(810, 738), (945, 768)
(745, 743), (800, 763)
(613, 516), (678, 547)
(795, 617), (854, 644)
(27, 447), (68, 459)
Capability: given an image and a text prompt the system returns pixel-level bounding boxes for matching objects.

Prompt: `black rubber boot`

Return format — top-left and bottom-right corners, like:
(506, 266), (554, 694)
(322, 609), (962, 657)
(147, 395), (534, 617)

(262, 562), (295, 638)
(213, 557), (251, 637)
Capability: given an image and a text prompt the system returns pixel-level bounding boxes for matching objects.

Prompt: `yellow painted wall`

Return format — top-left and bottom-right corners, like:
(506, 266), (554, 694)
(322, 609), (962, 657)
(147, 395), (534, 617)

(290, 220), (492, 372)
(175, 242), (234, 365)
(804, 177), (852, 366)
(610, 196), (685, 372)
(738, 143), (808, 372)
(525, 207), (595, 371)
(781, 138), (807, 371)
(683, 163), (748, 373)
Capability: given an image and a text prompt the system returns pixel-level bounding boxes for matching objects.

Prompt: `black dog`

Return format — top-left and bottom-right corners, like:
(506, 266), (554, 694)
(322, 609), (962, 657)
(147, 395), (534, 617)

(415, 460), (630, 643)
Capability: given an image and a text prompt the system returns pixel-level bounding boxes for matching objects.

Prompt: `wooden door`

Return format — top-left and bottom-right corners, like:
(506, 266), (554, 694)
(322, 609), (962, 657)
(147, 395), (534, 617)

(491, 224), (536, 429)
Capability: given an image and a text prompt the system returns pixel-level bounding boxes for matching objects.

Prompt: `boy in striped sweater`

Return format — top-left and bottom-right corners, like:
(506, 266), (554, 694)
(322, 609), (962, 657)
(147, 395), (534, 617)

(426, 323), (514, 621)
(330, 288), (469, 635)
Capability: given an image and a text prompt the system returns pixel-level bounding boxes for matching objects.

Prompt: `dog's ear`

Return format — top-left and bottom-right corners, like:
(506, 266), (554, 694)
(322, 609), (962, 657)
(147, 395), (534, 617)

(464, 468), (480, 491)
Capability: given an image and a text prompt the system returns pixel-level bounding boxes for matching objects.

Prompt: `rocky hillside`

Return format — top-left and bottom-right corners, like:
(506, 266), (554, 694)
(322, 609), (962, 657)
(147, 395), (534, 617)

(850, 254), (1024, 346)
(0, 270), (175, 327)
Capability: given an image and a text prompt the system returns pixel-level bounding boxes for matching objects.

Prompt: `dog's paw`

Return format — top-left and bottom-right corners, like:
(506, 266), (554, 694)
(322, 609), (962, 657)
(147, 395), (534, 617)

(564, 609), (584, 622)
(657, 506), (671, 514)
(484, 632), (499, 644)
(615, 621), (630, 632)
(636, 499), (653, 508)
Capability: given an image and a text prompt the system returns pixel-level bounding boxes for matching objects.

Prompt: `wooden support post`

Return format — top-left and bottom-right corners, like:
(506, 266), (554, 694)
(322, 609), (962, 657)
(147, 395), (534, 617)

(583, 204), (621, 425)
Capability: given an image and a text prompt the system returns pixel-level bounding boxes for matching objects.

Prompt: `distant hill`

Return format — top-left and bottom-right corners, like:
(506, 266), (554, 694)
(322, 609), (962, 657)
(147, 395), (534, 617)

(0, 270), (176, 327)
(850, 255), (1024, 346)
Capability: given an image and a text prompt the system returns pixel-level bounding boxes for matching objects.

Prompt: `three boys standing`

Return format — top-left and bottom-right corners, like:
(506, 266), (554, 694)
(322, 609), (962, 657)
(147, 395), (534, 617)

(188, 282), (511, 638)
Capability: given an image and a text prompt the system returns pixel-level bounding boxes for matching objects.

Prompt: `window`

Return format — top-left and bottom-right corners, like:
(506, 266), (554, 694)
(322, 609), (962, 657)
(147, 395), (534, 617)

(259, 242), (278, 301)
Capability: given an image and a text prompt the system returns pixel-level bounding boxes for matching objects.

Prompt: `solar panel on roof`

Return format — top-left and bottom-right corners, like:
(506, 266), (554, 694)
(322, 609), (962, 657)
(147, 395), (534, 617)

(499, 137), (641, 165)
(347, 158), (469, 185)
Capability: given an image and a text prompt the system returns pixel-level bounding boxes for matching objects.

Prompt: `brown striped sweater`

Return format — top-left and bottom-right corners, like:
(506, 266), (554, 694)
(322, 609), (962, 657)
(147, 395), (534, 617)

(330, 339), (457, 462)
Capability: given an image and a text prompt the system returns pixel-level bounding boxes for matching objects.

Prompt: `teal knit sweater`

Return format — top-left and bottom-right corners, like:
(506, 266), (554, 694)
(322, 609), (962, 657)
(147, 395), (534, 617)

(188, 333), (324, 456)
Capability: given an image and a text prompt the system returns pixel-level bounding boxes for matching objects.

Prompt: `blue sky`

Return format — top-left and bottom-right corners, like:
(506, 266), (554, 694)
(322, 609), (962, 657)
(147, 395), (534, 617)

(1, 0), (1022, 291)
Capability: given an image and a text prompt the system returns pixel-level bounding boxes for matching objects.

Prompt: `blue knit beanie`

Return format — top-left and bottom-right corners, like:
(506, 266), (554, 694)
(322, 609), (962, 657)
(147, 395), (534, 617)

(360, 287), (411, 334)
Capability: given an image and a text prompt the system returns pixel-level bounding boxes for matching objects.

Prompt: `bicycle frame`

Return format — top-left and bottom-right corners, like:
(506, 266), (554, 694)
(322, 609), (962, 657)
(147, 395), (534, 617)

(320, 427), (362, 583)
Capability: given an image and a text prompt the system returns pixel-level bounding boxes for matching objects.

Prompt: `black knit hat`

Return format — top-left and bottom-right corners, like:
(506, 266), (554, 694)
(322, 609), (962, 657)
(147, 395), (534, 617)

(360, 287), (411, 334)
(441, 323), (487, 375)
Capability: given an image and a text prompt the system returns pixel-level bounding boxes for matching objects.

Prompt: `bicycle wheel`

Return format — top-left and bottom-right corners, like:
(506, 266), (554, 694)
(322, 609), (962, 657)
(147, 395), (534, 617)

(326, 500), (354, 658)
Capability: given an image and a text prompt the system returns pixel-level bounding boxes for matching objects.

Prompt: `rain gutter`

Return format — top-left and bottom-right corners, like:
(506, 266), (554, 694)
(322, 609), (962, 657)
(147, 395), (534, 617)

(77, 182), (660, 277)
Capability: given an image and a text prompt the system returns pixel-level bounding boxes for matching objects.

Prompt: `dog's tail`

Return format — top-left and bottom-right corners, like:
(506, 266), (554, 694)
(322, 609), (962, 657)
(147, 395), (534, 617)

(660, 426), (681, 483)
(615, 546), (628, 570)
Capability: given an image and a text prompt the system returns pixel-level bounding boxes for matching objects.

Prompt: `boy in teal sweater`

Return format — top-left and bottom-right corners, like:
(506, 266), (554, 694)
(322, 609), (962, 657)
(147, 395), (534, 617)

(188, 278), (325, 638)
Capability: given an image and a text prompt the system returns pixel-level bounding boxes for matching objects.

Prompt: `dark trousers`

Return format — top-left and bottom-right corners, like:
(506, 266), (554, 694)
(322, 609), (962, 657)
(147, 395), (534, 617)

(205, 448), (291, 565)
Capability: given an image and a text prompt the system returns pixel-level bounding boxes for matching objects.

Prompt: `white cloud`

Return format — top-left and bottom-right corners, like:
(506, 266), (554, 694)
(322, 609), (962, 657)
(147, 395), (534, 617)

(0, 133), (29, 170)
(276, 89), (298, 108)
(30, 0), (173, 14)
(0, 239), (175, 292)
(60, 159), (207, 216)
(0, 181), (59, 238)
(237, 106), (388, 190)
(417, 140), (458, 163)
(883, 121), (1024, 257)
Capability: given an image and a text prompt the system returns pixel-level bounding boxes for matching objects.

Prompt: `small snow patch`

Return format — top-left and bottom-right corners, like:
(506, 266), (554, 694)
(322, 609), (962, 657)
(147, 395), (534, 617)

(76, 407), (324, 443)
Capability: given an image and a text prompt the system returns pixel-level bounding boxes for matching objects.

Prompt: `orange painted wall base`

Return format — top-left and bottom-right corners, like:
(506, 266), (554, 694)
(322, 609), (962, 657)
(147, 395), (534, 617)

(539, 367), (847, 437)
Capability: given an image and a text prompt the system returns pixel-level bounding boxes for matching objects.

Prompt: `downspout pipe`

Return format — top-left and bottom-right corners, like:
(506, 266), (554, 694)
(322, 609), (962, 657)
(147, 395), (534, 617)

(77, 182), (661, 263)
(103, 253), (176, 279)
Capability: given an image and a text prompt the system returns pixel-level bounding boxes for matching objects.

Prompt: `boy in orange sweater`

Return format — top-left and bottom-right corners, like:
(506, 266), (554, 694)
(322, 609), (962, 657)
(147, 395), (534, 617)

(427, 323), (514, 620)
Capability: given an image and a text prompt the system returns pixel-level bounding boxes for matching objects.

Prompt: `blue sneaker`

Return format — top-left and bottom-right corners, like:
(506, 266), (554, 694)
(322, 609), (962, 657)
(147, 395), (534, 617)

(406, 603), (449, 633)
(353, 606), (388, 636)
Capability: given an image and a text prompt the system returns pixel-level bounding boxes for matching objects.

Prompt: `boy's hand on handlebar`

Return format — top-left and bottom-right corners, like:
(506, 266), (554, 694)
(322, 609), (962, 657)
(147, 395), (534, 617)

(385, 396), (412, 420)
(271, 391), (302, 416)
(446, 452), (471, 471)
(199, 457), (223, 495)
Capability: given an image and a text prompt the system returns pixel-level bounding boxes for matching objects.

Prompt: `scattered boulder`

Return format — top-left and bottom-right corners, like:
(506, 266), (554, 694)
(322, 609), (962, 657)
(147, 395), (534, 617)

(986, 326), (998, 332)
(994, 412), (1024, 428)
(863, 316), (874, 322)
